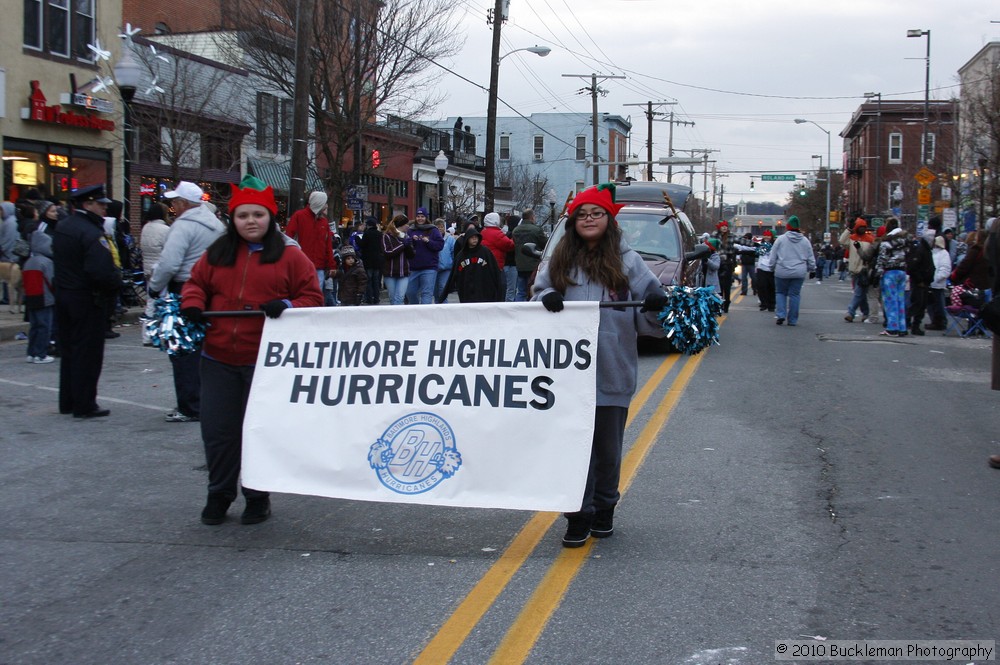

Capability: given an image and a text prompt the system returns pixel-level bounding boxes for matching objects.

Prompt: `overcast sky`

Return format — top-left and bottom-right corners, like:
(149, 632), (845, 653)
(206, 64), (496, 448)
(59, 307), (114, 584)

(427, 0), (998, 204)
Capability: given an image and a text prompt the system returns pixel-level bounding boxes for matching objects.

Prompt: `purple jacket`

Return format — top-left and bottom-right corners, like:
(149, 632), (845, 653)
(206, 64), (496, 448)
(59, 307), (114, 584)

(406, 223), (444, 271)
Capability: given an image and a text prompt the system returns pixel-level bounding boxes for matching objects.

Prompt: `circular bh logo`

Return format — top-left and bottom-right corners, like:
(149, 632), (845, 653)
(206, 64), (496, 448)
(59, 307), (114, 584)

(368, 412), (462, 495)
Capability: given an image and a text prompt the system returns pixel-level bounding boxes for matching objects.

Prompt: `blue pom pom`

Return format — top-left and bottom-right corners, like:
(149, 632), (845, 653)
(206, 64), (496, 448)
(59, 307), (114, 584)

(146, 293), (207, 357)
(656, 286), (722, 355)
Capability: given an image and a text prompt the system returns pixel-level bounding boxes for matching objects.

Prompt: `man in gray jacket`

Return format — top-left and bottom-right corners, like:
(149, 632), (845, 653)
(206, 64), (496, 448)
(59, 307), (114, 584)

(150, 181), (225, 423)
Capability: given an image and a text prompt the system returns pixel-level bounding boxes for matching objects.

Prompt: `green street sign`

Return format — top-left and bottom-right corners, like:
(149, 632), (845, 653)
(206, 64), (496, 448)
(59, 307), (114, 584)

(761, 174), (796, 181)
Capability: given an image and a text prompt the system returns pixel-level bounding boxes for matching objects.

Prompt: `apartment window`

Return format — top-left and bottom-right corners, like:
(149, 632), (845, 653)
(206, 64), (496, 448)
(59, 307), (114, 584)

(256, 93), (292, 155)
(575, 136), (586, 161)
(921, 133), (936, 163)
(533, 136), (544, 160)
(499, 135), (510, 161)
(23, 0), (94, 60)
(888, 133), (902, 164)
(575, 180), (584, 194)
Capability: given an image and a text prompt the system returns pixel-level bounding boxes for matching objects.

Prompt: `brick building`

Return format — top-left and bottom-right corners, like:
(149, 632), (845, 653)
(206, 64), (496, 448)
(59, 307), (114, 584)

(841, 99), (957, 228)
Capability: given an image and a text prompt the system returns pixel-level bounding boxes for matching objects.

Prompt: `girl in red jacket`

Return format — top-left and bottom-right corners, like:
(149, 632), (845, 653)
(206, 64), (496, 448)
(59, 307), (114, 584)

(181, 175), (323, 526)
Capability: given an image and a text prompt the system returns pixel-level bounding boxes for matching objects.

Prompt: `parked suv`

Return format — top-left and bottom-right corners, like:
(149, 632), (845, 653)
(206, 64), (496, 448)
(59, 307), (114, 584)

(531, 181), (701, 339)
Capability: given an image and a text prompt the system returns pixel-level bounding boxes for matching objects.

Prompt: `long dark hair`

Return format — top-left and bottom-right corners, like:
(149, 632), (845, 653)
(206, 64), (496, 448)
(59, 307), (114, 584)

(548, 214), (628, 294)
(206, 210), (285, 266)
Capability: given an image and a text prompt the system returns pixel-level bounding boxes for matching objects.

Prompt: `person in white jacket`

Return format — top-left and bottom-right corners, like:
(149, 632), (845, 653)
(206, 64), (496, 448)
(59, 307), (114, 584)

(769, 216), (816, 326)
(149, 181), (226, 423)
(139, 203), (171, 333)
(928, 234), (952, 330)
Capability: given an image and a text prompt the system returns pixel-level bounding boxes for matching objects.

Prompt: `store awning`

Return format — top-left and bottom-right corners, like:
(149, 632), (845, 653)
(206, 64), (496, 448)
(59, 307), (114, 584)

(248, 158), (323, 194)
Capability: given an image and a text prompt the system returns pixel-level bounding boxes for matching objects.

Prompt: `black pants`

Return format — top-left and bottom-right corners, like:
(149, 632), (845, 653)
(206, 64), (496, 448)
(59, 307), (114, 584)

(909, 284), (928, 329)
(364, 268), (382, 304)
(567, 406), (628, 520)
(56, 290), (107, 416)
(718, 264), (734, 312)
(170, 349), (201, 417)
(200, 357), (268, 501)
(756, 270), (776, 310)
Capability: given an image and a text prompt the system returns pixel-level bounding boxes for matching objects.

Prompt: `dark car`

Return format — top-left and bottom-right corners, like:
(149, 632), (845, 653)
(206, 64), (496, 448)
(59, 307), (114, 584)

(530, 181), (702, 339)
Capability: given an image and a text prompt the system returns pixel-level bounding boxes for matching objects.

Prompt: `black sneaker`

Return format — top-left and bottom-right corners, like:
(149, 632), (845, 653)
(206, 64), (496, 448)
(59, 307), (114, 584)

(241, 496), (271, 525)
(201, 494), (232, 525)
(591, 508), (614, 539)
(911, 326), (925, 336)
(561, 516), (591, 548)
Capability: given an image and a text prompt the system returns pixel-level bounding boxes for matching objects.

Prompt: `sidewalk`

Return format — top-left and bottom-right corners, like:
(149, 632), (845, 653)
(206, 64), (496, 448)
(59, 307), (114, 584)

(0, 304), (144, 343)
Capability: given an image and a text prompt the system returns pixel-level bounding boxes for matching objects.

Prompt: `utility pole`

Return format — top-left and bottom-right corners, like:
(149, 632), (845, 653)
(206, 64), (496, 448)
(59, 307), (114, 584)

(662, 112), (695, 182)
(623, 101), (676, 181)
(483, 0), (504, 213)
(289, 0), (315, 214)
(565, 73), (626, 185)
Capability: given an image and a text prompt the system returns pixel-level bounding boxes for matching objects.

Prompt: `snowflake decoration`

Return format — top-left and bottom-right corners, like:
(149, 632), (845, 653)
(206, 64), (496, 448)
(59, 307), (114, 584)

(87, 39), (111, 61)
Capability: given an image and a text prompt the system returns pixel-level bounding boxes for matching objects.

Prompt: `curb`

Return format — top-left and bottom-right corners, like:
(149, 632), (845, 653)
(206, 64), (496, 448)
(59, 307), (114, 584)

(0, 309), (145, 344)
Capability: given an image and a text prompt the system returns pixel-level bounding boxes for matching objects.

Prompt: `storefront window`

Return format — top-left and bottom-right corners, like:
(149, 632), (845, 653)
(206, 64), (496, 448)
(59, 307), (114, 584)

(3, 140), (109, 202)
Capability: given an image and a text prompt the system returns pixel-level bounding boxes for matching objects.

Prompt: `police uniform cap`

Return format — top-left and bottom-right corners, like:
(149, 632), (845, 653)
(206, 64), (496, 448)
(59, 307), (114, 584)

(72, 184), (112, 204)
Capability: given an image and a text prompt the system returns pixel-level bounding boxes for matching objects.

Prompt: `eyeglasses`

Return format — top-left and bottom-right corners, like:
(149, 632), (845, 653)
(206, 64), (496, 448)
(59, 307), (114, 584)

(574, 210), (607, 221)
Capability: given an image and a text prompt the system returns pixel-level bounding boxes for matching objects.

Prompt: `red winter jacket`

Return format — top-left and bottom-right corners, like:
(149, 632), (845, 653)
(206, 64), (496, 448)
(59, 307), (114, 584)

(181, 243), (324, 365)
(480, 226), (514, 269)
(285, 208), (336, 271)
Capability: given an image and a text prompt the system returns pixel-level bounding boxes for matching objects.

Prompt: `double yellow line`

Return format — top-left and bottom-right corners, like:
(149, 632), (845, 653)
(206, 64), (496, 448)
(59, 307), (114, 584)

(414, 317), (719, 663)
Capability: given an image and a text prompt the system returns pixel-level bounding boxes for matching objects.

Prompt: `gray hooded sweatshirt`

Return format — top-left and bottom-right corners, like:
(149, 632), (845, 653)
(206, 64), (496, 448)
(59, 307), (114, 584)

(771, 230), (816, 280)
(532, 237), (663, 408)
(0, 202), (18, 262)
(149, 203), (225, 293)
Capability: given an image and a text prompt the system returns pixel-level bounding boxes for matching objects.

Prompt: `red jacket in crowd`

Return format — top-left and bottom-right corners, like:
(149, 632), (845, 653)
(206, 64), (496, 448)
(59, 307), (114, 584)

(285, 207), (336, 272)
(480, 226), (514, 269)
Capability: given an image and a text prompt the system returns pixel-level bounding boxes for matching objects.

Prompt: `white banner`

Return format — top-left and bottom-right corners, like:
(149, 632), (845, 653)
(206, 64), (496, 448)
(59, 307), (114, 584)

(242, 302), (599, 512)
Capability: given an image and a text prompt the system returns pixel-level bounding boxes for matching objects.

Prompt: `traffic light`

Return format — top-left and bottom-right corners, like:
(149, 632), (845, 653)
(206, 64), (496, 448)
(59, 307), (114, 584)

(371, 149), (381, 169)
(798, 183), (807, 197)
(749, 179), (755, 191)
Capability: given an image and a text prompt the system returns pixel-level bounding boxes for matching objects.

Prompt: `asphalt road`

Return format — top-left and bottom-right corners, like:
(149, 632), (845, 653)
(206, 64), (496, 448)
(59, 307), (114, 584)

(1, 279), (998, 665)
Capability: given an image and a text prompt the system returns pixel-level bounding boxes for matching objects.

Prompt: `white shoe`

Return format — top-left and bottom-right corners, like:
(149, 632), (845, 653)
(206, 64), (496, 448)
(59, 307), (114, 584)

(815, 281), (822, 285)
(26, 356), (35, 363)
(33, 355), (55, 364)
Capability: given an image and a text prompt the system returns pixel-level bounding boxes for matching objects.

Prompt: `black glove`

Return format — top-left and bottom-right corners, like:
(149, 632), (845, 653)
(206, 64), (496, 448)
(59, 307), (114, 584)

(260, 299), (289, 319)
(180, 307), (206, 325)
(541, 292), (564, 312)
(809, 272), (816, 279)
(640, 292), (669, 313)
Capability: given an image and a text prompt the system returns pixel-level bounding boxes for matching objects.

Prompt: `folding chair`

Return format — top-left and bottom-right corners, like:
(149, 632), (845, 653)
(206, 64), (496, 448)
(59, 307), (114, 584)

(944, 305), (992, 338)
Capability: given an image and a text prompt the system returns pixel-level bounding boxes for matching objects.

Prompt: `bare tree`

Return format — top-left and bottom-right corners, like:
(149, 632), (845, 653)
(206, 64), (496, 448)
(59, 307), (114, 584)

(131, 37), (251, 186)
(960, 70), (1000, 219)
(222, 0), (465, 218)
(498, 161), (552, 215)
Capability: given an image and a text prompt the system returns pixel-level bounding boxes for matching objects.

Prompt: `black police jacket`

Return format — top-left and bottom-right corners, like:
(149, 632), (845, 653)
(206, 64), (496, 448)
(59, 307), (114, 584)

(52, 209), (122, 293)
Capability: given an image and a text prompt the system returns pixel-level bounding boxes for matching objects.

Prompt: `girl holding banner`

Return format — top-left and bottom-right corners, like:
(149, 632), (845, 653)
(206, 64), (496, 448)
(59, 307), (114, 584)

(180, 176), (324, 526)
(532, 183), (668, 548)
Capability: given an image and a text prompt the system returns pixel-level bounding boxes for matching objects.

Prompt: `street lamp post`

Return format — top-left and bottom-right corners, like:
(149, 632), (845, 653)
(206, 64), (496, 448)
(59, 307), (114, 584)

(484, 44), (551, 213)
(113, 45), (141, 232)
(434, 150), (448, 220)
(795, 118), (832, 235)
(907, 29), (931, 166)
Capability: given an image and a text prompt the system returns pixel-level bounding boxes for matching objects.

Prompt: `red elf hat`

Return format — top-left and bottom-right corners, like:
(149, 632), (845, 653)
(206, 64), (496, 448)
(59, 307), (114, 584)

(229, 174), (278, 216)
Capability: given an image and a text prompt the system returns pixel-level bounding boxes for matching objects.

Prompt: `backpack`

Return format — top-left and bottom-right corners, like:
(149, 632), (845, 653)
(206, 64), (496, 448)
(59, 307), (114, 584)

(12, 237), (31, 259)
(905, 238), (934, 285)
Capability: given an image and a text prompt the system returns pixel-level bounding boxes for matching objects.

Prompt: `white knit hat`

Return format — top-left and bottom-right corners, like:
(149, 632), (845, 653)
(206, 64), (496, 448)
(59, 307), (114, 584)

(483, 212), (501, 228)
(308, 191), (329, 214)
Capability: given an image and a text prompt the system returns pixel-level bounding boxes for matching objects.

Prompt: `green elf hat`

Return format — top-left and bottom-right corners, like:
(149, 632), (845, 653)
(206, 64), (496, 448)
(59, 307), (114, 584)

(785, 215), (801, 231)
(229, 174), (277, 216)
(567, 183), (625, 222)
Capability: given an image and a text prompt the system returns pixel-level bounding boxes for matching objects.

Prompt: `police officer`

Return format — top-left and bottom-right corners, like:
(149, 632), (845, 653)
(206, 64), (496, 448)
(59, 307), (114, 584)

(53, 185), (122, 418)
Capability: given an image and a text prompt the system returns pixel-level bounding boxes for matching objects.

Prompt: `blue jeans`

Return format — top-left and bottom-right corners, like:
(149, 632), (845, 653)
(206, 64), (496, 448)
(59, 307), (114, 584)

(847, 277), (870, 318)
(516, 271), (531, 302)
(405, 269), (436, 304)
(28, 306), (54, 358)
(504, 265), (518, 301)
(385, 276), (409, 305)
(436, 269), (451, 303)
(740, 264), (756, 294)
(774, 276), (804, 324)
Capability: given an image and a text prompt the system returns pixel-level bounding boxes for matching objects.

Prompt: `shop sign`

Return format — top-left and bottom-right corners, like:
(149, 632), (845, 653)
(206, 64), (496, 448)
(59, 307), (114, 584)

(21, 81), (114, 132)
(60, 92), (115, 114)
